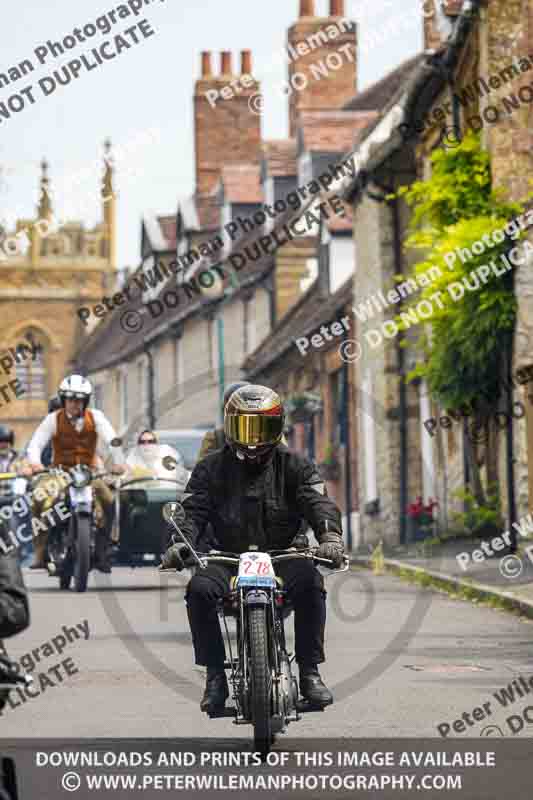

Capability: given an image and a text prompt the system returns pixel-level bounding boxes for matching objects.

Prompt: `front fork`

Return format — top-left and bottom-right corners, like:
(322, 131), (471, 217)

(49, 486), (93, 574)
(228, 589), (298, 729)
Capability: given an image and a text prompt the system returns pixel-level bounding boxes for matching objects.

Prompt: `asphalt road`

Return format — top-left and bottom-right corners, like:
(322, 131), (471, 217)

(2, 564), (533, 741)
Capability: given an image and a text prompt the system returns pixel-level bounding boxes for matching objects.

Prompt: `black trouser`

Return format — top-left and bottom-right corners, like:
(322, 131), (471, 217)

(185, 559), (326, 669)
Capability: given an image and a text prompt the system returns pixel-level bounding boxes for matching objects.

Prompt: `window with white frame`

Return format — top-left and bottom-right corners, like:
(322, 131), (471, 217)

(137, 360), (148, 413)
(208, 317), (215, 374)
(174, 336), (184, 400)
(264, 179), (275, 233)
(420, 380), (435, 500)
(93, 384), (103, 410)
(298, 152), (313, 186)
(120, 370), (129, 430)
(361, 370), (378, 503)
(244, 297), (257, 356)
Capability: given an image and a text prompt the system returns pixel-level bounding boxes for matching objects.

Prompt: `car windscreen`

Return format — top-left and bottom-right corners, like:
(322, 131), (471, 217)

(156, 434), (205, 470)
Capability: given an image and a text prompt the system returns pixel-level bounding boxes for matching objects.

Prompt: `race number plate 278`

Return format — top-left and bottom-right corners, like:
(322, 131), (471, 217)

(236, 552), (276, 588)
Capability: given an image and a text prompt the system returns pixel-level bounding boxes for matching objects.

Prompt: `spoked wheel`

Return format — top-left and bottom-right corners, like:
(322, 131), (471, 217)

(49, 528), (72, 590)
(72, 514), (91, 593)
(248, 605), (273, 759)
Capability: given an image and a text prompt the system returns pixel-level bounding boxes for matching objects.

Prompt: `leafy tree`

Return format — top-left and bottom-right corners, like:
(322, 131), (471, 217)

(396, 132), (527, 502)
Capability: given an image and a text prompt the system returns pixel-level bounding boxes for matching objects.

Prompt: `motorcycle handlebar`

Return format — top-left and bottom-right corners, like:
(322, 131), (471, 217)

(200, 551), (348, 570)
(160, 549), (349, 572)
(29, 467), (118, 483)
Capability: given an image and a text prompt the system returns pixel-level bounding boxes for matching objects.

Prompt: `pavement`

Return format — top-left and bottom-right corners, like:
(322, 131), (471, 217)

(351, 534), (533, 618)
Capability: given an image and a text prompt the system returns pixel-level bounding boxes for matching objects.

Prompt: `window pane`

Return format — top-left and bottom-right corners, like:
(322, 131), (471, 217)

(16, 346), (46, 399)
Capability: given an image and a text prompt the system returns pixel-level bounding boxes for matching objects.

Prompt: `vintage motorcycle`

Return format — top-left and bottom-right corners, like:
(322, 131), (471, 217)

(34, 465), (115, 593)
(161, 501), (349, 758)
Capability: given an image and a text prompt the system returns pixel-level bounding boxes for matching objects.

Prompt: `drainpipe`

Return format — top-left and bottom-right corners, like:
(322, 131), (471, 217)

(217, 315), (225, 427)
(505, 316), (517, 552)
(342, 358), (353, 551)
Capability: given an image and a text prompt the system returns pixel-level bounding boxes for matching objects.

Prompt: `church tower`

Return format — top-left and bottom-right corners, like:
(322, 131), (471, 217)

(0, 145), (119, 444)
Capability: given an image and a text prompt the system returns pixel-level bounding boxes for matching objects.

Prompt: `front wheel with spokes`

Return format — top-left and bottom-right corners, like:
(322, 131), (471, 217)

(247, 605), (273, 759)
(73, 514), (91, 593)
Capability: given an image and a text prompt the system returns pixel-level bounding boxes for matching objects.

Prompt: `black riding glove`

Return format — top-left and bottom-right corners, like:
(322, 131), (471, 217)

(316, 532), (345, 567)
(161, 543), (191, 571)
(0, 654), (19, 684)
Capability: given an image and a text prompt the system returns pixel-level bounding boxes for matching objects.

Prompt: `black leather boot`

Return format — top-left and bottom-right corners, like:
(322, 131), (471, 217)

(200, 667), (229, 713)
(299, 664), (333, 707)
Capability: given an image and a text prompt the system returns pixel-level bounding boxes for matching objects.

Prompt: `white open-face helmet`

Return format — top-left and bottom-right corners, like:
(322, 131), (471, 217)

(58, 374), (93, 410)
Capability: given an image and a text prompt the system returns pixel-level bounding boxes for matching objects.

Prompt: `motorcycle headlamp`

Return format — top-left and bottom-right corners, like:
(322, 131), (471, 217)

(70, 465), (92, 488)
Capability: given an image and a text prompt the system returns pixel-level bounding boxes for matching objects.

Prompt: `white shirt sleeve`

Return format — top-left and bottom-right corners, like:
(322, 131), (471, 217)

(91, 409), (124, 464)
(27, 413), (57, 464)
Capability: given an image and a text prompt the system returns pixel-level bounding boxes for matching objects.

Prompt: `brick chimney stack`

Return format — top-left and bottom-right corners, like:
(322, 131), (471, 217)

(287, 0), (357, 136)
(300, 0), (315, 16)
(220, 51), (232, 75)
(201, 51), (212, 77)
(194, 50), (262, 196)
(330, 0), (344, 16)
(241, 50), (252, 75)
(423, 1), (463, 51)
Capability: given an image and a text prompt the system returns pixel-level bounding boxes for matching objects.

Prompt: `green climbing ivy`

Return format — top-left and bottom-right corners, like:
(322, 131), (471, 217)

(395, 132), (526, 412)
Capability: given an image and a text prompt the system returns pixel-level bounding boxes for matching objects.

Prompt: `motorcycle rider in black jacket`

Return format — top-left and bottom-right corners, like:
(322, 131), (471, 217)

(162, 385), (345, 714)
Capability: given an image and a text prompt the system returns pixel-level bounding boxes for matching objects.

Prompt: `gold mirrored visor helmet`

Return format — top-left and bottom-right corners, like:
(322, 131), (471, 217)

(224, 413), (283, 447)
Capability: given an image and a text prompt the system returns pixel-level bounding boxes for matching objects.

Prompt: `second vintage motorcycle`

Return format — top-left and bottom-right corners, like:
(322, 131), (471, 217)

(34, 465), (114, 592)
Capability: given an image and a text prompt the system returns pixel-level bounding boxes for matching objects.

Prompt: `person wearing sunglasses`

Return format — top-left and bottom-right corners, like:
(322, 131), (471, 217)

(23, 375), (125, 572)
(138, 431), (157, 446)
(125, 430), (189, 487)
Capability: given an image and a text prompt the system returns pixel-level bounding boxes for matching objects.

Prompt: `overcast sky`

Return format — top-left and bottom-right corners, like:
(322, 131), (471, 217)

(0, 0), (423, 269)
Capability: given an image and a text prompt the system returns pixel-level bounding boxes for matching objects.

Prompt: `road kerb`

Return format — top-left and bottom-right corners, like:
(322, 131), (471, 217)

(349, 555), (533, 620)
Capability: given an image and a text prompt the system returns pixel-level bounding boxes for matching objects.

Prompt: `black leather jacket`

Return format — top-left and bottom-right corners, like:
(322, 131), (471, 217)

(0, 542), (30, 640)
(173, 444), (342, 553)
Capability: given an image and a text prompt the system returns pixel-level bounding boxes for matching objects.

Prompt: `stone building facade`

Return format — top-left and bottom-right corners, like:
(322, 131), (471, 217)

(341, 0), (533, 548)
(0, 149), (117, 446)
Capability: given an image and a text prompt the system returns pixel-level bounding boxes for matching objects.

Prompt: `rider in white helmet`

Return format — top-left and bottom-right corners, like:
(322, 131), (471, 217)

(25, 374), (125, 571)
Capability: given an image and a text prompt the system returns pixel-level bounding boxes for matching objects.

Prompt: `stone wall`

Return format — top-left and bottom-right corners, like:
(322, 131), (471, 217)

(485, 0), (533, 516)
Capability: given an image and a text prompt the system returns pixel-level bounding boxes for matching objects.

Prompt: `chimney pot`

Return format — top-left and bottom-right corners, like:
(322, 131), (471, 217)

(201, 51), (212, 77)
(241, 50), (252, 76)
(220, 51), (232, 75)
(330, 0), (344, 15)
(299, 0), (315, 17)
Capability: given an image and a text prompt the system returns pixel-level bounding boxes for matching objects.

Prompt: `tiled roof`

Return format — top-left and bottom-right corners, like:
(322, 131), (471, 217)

(262, 139), (298, 177)
(298, 111), (378, 153)
(220, 165), (263, 204)
(75, 248), (272, 374)
(343, 54), (425, 112)
(244, 277), (353, 376)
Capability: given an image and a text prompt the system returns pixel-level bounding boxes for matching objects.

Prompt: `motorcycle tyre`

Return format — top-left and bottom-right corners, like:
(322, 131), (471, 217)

(73, 514), (91, 593)
(248, 605), (273, 760)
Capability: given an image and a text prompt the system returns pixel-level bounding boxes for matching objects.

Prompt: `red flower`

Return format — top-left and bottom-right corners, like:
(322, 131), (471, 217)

(407, 496), (438, 519)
